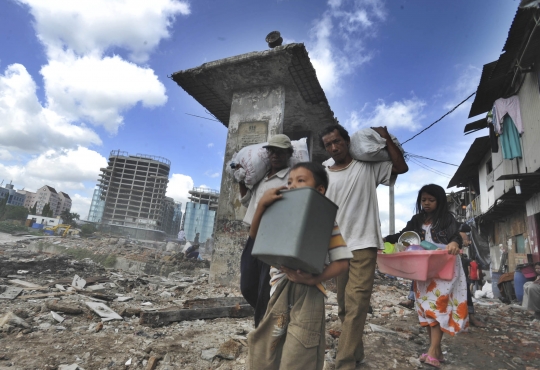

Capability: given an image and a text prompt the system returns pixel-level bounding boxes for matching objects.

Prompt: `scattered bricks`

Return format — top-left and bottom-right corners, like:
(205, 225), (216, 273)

(216, 339), (242, 360)
(95, 322), (103, 333)
(46, 300), (83, 315)
(328, 329), (341, 338)
(146, 356), (159, 370)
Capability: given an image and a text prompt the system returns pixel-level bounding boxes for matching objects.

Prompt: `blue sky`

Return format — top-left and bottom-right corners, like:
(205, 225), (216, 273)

(0, 0), (518, 234)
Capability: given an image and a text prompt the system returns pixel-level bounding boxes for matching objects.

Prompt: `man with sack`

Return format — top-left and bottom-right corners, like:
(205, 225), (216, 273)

(319, 124), (408, 369)
(238, 134), (294, 327)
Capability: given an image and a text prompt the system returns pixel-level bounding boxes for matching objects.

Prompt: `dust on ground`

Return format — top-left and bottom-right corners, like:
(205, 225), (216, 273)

(1, 232), (539, 370)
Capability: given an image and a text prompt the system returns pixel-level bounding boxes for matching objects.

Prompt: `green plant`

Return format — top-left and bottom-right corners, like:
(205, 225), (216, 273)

(80, 224), (97, 237)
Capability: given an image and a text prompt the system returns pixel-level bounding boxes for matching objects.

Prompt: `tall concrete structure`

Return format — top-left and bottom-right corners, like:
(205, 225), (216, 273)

(183, 187), (219, 243)
(97, 150), (171, 240)
(162, 197), (182, 237)
(21, 190), (37, 210)
(0, 182), (26, 207)
(172, 41), (335, 285)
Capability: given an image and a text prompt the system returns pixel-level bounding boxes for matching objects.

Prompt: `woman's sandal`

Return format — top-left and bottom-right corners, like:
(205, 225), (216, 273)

(424, 355), (441, 368)
(419, 353), (445, 363)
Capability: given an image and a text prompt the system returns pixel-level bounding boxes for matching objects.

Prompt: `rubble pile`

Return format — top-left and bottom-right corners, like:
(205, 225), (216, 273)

(1, 233), (539, 369)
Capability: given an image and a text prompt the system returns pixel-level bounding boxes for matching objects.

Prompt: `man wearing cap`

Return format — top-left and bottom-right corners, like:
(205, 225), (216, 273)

(239, 134), (294, 327)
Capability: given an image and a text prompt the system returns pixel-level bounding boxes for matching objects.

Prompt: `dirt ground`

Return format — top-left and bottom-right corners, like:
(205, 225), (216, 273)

(1, 233), (540, 370)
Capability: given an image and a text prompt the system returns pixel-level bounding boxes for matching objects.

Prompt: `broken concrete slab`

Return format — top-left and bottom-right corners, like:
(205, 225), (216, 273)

(0, 286), (23, 300)
(201, 348), (219, 361)
(51, 311), (65, 323)
(86, 284), (106, 292)
(72, 275), (86, 289)
(116, 296), (133, 302)
(85, 302), (122, 321)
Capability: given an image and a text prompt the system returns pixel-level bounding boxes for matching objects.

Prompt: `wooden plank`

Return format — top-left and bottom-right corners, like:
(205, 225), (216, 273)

(0, 286), (23, 300)
(48, 275), (110, 287)
(140, 304), (254, 327)
(18, 291), (75, 299)
(182, 297), (248, 309)
(8, 279), (46, 289)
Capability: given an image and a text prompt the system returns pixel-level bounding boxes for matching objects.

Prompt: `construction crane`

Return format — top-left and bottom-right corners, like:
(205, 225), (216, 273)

(44, 224), (72, 237)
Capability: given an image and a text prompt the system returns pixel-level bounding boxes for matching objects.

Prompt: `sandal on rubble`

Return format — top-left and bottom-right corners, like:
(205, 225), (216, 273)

(424, 355), (441, 368)
(420, 354), (445, 363)
(398, 300), (414, 309)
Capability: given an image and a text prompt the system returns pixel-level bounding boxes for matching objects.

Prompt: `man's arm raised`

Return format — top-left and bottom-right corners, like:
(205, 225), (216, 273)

(371, 126), (408, 175)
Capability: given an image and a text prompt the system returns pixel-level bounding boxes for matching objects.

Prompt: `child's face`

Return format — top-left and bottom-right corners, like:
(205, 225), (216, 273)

(288, 167), (325, 194)
(421, 192), (438, 213)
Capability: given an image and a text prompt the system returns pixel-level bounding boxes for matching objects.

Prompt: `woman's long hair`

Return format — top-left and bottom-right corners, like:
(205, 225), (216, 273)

(415, 184), (452, 228)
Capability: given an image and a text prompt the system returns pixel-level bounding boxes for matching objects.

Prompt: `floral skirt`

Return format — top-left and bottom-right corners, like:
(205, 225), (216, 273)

(414, 256), (469, 335)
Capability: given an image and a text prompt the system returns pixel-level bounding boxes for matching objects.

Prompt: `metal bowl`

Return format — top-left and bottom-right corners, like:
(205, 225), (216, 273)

(398, 231), (421, 247)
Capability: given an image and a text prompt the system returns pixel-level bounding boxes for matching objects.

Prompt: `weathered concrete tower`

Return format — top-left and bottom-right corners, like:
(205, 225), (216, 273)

(171, 42), (335, 286)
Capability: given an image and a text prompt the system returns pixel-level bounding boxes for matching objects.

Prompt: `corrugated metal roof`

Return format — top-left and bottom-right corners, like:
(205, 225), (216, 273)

(468, 7), (540, 118)
(464, 118), (488, 134)
(448, 136), (491, 188)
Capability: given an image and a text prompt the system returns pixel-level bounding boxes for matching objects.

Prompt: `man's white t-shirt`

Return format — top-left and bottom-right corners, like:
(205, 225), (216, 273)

(241, 167), (290, 225)
(325, 160), (392, 251)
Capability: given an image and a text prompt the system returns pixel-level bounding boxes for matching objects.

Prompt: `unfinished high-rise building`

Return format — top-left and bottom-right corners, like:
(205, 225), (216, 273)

(183, 187), (219, 244)
(97, 150), (171, 240)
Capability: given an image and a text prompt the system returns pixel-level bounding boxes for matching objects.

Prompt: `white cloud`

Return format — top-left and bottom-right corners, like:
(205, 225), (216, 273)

(0, 64), (102, 153)
(443, 65), (481, 113)
(205, 170), (220, 178)
(207, 143), (214, 148)
(18, 0), (190, 63)
(309, 0), (386, 96)
(42, 53), (167, 134)
(70, 193), (92, 219)
(166, 173), (194, 208)
(0, 147), (107, 192)
(344, 97), (426, 132)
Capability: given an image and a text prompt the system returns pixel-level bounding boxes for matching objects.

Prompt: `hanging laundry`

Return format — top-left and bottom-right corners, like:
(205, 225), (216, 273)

(493, 96), (524, 134)
(488, 122), (499, 153)
(500, 115), (522, 160)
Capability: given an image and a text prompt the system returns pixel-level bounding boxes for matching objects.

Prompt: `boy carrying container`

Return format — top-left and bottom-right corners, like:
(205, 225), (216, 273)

(247, 162), (353, 370)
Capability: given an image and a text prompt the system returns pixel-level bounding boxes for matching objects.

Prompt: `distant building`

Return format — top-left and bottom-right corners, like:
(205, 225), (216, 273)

(183, 187), (219, 243)
(35, 185), (60, 216)
(0, 182), (26, 207)
(27, 214), (62, 227)
(20, 190), (37, 210)
(161, 197), (182, 237)
(56, 192), (72, 216)
(87, 187), (105, 223)
(97, 150), (172, 240)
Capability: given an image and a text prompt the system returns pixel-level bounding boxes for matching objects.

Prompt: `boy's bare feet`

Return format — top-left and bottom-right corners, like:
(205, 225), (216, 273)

(398, 299), (415, 309)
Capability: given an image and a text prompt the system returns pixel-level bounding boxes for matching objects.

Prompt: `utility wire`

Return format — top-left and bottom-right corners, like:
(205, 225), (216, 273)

(401, 92), (476, 145)
(406, 153), (459, 167)
(185, 113), (221, 122)
(408, 157), (452, 178)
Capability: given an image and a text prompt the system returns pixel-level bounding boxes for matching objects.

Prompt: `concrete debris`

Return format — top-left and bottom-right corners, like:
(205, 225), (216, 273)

(125, 358), (132, 365)
(51, 311), (65, 323)
(0, 312), (30, 329)
(85, 302), (122, 321)
(58, 364), (84, 370)
(0, 286), (23, 300)
(72, 275), (86, 289)
(0, 232), (539, 369)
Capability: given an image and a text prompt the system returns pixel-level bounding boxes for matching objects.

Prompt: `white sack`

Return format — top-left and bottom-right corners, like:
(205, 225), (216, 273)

(474, 290), (486, 299)
(349, 128), (404, 162)
(228, 138), (310, 186)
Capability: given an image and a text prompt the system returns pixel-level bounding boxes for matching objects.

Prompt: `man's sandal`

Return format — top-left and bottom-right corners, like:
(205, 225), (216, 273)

(419, 353), (445, 363)
(424, 355), (441, 368)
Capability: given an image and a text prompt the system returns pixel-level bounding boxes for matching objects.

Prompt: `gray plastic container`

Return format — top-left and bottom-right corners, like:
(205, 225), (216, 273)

(251, 187), (338, 274)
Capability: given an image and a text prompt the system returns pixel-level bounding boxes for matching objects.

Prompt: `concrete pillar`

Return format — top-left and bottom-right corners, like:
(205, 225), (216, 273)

(210, 85), (285, 286)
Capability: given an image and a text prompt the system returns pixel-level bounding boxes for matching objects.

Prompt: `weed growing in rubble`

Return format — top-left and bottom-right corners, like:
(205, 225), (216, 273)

(65, 248), (117, 268)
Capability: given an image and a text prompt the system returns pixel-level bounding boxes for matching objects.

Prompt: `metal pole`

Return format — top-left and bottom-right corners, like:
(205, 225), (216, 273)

(389, 175), (396, 234)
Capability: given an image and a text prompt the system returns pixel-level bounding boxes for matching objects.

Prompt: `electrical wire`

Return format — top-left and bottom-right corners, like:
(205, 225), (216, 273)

(401, 92), (476, 145)
(406, 153), (459, 166)
(408, 157), (452, 178)
(185, 113), (221, 122)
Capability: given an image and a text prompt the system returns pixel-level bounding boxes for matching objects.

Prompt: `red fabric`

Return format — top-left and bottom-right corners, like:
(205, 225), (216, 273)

(469, 261), (479, 280)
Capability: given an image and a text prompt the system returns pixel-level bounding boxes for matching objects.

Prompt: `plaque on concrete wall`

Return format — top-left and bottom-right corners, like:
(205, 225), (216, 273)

(238, 121), (268, 150)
